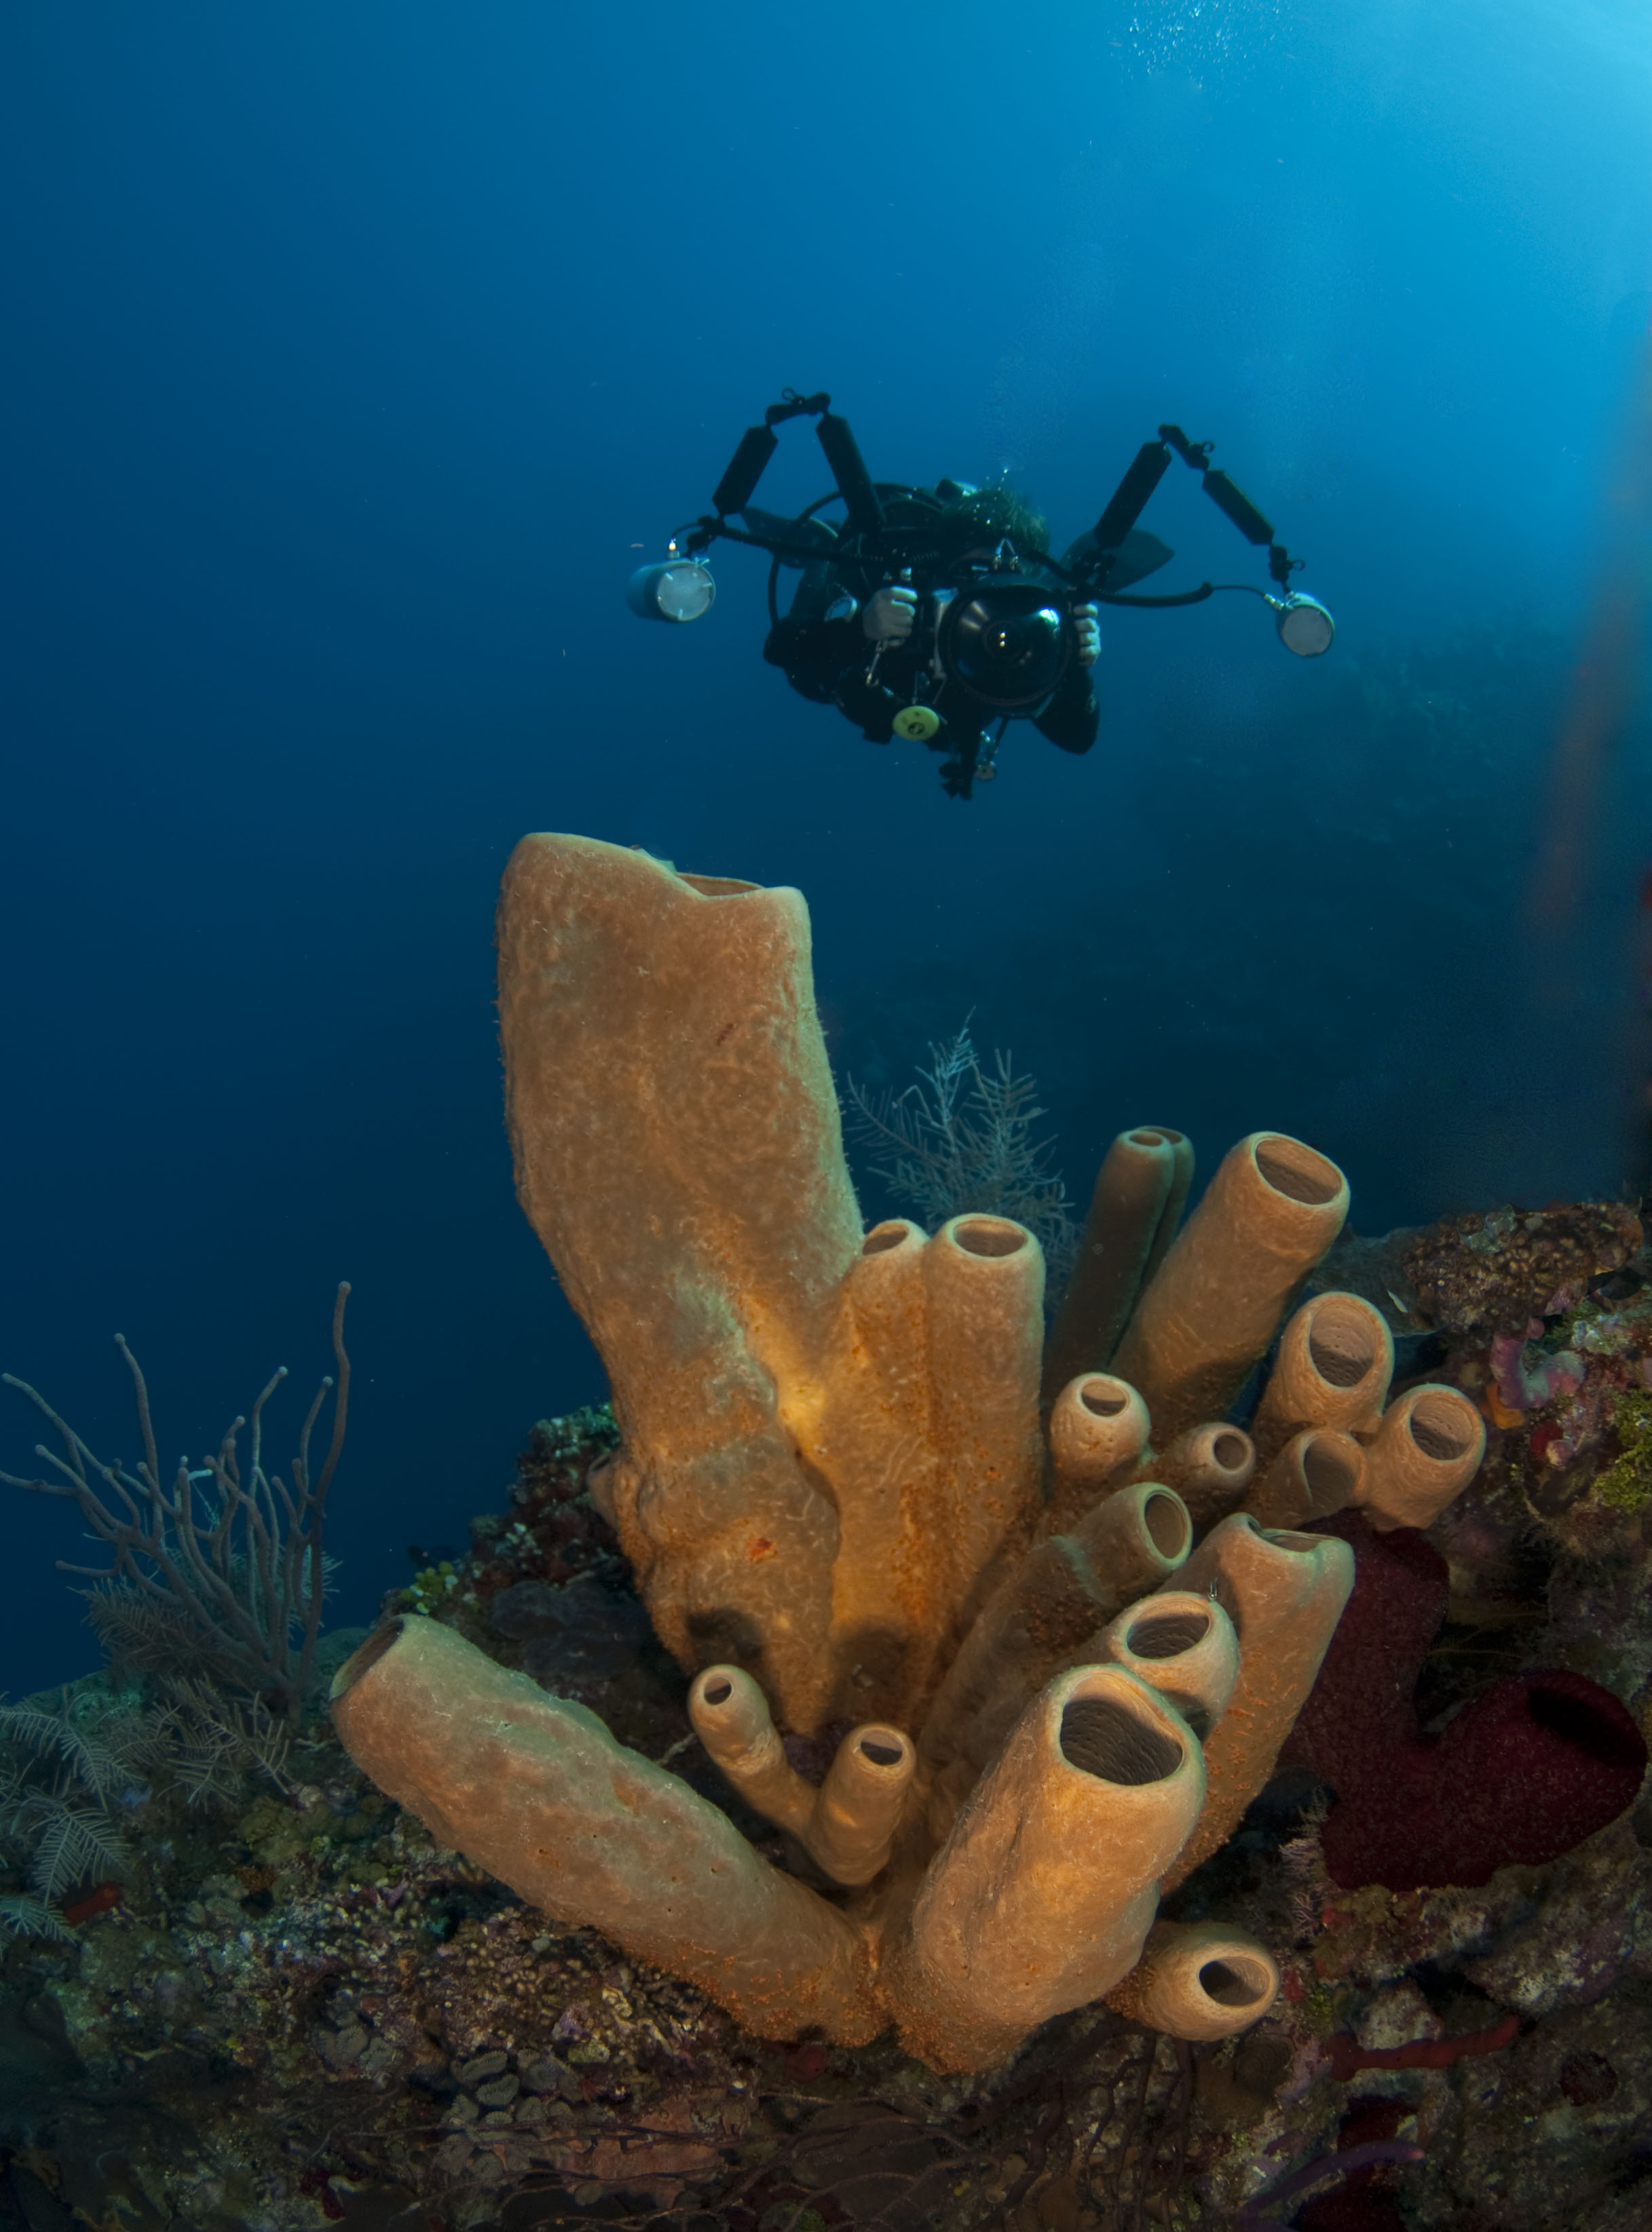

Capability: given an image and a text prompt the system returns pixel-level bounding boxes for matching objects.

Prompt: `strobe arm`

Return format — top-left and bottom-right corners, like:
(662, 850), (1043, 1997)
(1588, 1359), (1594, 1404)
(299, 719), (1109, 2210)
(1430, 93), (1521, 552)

(711, 425), (781, 519)
(707, 391), (883, 538)
(709, 391), (832, 518)
(1083, 423), (1309, 591)
(814, 411), (885, 537)
(1087, 441), (1173, 583)
(1160, 423), (1303, 588)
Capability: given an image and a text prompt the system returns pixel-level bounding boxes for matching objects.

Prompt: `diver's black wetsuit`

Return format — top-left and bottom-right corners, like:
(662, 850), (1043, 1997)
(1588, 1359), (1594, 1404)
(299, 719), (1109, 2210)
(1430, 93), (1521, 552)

(762, 556), (1099, 772)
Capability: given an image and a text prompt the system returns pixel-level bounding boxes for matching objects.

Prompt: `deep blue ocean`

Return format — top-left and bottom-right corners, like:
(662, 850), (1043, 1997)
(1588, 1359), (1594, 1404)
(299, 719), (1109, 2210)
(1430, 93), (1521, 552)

(3, 1), (1649, 1698)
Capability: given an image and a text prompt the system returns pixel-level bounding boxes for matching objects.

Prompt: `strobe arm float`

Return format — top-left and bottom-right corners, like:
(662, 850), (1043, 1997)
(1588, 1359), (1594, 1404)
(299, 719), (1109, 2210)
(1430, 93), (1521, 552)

(710, 390), (832, 518)
(1086, 442), (1174, 586)
(706, 388), (882, 535)
(814, 410), (886, 536)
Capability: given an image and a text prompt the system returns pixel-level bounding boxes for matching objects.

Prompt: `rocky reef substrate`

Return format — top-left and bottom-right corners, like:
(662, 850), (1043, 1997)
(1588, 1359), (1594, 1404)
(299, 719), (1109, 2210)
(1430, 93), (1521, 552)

(3, 1230), (1651, 2232)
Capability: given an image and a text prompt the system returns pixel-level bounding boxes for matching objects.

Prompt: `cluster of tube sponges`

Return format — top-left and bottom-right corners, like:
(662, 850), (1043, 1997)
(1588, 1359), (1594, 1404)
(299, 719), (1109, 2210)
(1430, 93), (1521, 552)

(331, 837), (1486, 2075)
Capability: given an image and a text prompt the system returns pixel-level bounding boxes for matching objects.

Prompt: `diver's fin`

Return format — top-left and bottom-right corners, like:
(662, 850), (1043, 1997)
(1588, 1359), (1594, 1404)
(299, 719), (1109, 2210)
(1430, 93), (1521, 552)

(1061, 526), (1174, 590)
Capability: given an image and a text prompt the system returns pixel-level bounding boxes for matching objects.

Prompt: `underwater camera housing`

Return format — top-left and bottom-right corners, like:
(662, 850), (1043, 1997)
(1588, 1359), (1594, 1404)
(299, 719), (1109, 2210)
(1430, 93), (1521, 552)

(930, 575), (1073, 711)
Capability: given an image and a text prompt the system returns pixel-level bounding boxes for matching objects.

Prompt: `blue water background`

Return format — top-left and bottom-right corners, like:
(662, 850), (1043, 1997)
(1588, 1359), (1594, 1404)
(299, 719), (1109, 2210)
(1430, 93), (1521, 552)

(3, 1), (1649, 1695)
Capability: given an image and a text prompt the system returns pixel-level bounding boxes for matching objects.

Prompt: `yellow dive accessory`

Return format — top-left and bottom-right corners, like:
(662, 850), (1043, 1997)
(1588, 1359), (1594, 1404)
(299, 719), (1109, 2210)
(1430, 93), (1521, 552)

(892, 704), (942, 742)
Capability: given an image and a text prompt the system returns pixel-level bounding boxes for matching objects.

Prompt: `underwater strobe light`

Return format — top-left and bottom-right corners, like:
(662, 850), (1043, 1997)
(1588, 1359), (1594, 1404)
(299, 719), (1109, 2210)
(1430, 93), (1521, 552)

(626, 558), (717, 623)
(1269, 591), (1335, 658)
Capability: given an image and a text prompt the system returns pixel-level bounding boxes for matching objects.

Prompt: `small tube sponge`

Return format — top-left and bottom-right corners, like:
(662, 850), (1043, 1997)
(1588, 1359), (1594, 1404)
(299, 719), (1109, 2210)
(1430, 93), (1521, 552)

(1113, 1134), (1351, 1447)
(1247, 1427), (1368, 1531)
(809, 1722), (917, 1887)
(1159, 1515), (1355, 1891)
(1358, 1383), (1485, 1531)
(687, 1664), (818, 1838)
(1045, 1372), (1152, 1531)
(1101, 1589), (1239, 1740)
(1250, 1291), (1394, 1465)
(1105, 1918), (1280, 2041)
(813, 1219), (934, 1706)
(1129, 1421), (1257, 1528)
(1043, 1127), (1194, 1401)
(805, 1211), (1047, 1723)
(688, 1663), (913, 1887)
(921, 1482), (1193, 1788)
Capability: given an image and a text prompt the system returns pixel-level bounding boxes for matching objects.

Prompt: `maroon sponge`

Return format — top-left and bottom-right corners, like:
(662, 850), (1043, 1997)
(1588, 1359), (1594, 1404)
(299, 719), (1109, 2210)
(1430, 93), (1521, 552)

(1284, 1513), (1647, 1891)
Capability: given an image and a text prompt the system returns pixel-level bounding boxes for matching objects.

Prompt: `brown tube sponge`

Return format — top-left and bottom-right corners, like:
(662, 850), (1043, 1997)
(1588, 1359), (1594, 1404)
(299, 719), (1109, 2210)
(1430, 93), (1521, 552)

(810, 1219), (938, 1716)
(809, 1213), (1047, 1725)
(1112, 1134), (1350, 1448)
(688, 1664), (914, 1887)
(1159, 1515), (1354, 1891)
(1359, 1384), (1486, 1532)
(1250, 1292), (1394, 1467)
(921, 1482), (1193, 1790)
(809, 1723), (917, 1887)
(1128, 1422), (1256, 1528)
(1106, 1919), (1280, 2041)
(888, 1667), (1206, 2072)
(322, 831), (1402, 2076)
(1045, 1372), (1152, 1532)
(921, 1215), (1047, 1635)
(331, 1618), (880, 2043)
(688, 1664), (816, 1837)
(496, 839), (1047, 1736)
(1101, 1589), (1239, 1739)
(1247, 1428), (1368, 1532)
(1043, 1127), (1194, 1401)
(496, 834), (861, 1730)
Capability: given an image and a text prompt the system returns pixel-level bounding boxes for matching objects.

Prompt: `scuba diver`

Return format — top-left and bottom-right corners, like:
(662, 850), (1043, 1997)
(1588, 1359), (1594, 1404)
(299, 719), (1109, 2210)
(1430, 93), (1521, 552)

(627, 393), (1336, 800)
(762, 480), (1112, 793)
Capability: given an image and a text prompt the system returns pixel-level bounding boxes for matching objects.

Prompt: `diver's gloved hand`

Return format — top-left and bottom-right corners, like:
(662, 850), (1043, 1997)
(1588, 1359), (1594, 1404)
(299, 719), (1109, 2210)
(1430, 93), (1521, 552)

(1075, 603), (1100, 666)
(863, 586), (918, 643)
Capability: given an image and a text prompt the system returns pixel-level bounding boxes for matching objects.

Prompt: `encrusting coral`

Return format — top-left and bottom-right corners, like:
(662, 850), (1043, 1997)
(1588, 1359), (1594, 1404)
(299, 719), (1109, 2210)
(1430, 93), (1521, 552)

(330, 835), (1641, 2077)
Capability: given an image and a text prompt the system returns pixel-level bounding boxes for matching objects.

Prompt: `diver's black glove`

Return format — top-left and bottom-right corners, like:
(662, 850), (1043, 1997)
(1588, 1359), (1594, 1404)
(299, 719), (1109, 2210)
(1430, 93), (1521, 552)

(862, 586), (917, 644)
